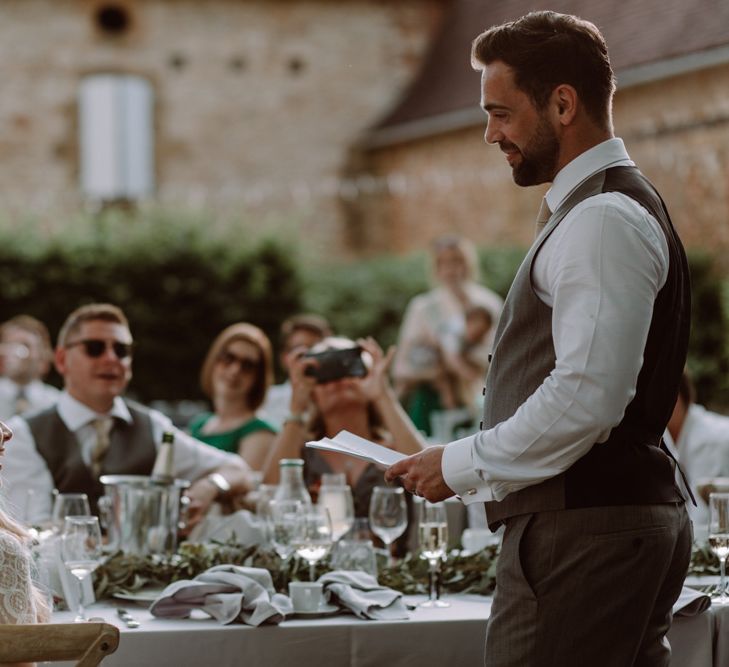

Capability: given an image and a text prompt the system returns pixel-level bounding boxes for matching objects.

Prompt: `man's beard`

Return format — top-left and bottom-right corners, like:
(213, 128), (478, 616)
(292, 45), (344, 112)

(508, 114), (560, 187)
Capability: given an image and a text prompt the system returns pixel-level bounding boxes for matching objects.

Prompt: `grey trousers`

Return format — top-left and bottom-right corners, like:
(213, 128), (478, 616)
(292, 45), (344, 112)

(484, 503), (692, 667)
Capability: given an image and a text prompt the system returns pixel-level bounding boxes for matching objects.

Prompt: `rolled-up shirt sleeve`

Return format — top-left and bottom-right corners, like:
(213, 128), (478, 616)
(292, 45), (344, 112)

(442, 193), (669, 503)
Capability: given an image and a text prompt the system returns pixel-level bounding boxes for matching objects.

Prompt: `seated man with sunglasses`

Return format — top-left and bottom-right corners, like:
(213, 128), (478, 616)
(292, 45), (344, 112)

(0, 303), (251, 529)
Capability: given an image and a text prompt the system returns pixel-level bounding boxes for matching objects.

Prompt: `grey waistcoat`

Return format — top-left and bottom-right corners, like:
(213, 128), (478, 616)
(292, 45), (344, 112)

(483, 166), (690, 529)
(26, 400), (158, 514)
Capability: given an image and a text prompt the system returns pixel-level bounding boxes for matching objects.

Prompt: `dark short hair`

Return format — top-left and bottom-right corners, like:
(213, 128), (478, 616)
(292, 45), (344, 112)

(471, 11), (615, 130)
(57, 303), (130, 348)
(280, 314), (332, 350)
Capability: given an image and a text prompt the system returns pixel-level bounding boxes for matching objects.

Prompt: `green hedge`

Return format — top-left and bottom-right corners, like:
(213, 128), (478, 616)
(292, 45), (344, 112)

(0, 209), (726, 409)
(0, 211), (302, 401)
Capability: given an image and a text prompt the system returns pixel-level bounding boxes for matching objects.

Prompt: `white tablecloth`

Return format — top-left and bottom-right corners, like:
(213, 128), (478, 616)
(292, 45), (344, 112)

(53, 594), (727, 667)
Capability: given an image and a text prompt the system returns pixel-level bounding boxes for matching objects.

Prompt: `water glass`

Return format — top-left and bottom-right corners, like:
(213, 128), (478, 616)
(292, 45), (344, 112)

(61, 515), (103, 622)
(317, 483), (354, 541)
(368, 486), (407, 566)
(294, 506), (333, 581)
(51, 493), (91, 534)
(268, 499), (304, 564)
(709, 492), (729, 604)
(418, 501), (449, 608)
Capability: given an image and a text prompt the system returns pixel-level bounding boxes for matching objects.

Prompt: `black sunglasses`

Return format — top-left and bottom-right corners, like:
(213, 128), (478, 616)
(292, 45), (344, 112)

(217, 350), (260, 373)
(65, 339), (133, 360)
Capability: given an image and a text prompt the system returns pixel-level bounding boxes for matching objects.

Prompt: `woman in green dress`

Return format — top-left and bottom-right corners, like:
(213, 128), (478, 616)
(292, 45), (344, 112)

(190, 323), (276, 471)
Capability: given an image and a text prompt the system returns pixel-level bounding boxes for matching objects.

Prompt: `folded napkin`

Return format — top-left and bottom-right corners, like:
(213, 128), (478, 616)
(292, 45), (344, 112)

(188, 509), (267, 545)
(150, 564), (293, 625)
(318, 570), (409, 620)
(672, 585), (712, 617)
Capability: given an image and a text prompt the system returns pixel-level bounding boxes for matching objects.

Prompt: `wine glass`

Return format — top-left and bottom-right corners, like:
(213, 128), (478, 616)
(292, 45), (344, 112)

(317, 482), (354, 541)
(709, 492), (729, 605)
(51, 493), (91, 534)
(61, 515), (103, 622)
(268, 499), (304, 566)
(294, 506), (333, 581)
(368, 486), (407, 566)
(418, 501), (450, 608)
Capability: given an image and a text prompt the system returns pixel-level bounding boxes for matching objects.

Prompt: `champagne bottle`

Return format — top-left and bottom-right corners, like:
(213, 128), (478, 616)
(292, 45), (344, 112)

(151, 431), (175, 485)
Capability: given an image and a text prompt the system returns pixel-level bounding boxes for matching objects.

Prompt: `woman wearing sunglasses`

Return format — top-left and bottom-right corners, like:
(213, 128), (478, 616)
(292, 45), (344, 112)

(189, 323), (276, 471)
(0, 419), (50, 633)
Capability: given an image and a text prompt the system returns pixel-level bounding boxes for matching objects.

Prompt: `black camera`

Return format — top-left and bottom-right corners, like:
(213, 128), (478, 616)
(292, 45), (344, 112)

(303, 346), (368, 384)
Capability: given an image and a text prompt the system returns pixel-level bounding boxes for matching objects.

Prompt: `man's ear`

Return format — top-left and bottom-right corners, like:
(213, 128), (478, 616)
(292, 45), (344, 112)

(551, 84), (578, 125)
(54, 346), (67, 377)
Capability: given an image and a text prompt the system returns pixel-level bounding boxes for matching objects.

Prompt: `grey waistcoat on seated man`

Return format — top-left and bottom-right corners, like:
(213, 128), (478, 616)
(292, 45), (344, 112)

(483, 166), (690, 530)
(25, 401), (157, 514)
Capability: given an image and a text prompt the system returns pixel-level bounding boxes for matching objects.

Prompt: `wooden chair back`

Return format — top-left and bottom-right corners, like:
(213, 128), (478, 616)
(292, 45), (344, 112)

(0, 622), (119, 666)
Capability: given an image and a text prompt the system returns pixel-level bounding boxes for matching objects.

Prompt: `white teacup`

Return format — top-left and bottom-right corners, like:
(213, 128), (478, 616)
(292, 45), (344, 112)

(288, 581), (324, 613)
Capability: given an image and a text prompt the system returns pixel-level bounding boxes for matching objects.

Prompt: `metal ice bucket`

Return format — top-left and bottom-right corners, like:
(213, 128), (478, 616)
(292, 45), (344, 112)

(99, 475), (190, 555)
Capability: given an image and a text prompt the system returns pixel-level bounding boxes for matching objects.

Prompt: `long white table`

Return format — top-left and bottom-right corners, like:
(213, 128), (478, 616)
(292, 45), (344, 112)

(53, 594), (728, 667)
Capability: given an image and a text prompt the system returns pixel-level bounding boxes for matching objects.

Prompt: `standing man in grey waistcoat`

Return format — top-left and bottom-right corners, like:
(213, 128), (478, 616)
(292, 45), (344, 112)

(387, 11), (691, 667)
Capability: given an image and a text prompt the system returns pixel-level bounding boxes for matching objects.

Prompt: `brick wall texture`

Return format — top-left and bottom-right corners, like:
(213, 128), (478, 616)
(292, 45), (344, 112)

(357, 62), (729, 265)
(0, 0), (442, 254)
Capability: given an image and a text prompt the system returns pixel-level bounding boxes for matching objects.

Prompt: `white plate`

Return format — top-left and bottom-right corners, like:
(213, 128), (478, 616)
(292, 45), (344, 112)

(290, 603), (340, 619)
(112, 588), (165, 604)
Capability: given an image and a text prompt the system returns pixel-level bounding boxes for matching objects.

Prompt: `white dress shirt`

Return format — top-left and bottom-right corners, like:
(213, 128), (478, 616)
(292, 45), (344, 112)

(0, 377), (60, 420)
(664, 404), (729, 525)
(442, 138), (671, 503)
(0, 391), (242, 523)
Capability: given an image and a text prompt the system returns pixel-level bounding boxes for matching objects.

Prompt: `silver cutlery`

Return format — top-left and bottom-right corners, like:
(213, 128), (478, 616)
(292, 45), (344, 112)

(117, 608), (141, 628)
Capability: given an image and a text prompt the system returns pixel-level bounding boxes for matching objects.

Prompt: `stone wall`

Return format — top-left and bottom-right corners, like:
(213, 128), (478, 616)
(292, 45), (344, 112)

(355, 62), (729, 265)
(0, 0), (443, 253)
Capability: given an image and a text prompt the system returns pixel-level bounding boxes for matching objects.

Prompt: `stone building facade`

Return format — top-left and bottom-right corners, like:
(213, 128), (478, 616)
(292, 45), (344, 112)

(0, 0), (444, 253)
(349, 1), (729, 264)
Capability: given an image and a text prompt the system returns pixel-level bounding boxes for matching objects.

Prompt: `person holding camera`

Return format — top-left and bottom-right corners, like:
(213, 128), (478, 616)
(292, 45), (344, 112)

(262, 336), (426, 517)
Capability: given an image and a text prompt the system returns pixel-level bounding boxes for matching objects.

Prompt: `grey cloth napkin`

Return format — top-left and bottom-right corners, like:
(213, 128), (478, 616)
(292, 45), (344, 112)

(673, 585), (712, 617)
(319, 570), (409, 620)
(150, 564), (293, 625)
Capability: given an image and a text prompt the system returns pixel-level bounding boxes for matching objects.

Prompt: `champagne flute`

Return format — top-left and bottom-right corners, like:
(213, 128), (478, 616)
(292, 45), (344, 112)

(368, 486), (407, 566)
(268, 499), (303, 565)
(294, 506), (333, 581)
(51, 493), (91, 534)
(61, 515), (103, 622)
(317, 482), (355, 541)
(709, 492), (729, 605)
(418, 500), (450, 608)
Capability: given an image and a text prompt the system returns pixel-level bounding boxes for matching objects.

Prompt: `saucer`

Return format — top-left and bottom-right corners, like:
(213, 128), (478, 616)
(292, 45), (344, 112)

(290, 603), (339, 619)
(112, 587), (165, 605)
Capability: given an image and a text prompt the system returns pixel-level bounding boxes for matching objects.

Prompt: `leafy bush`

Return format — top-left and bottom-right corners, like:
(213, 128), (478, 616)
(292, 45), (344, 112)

(0, 210), (302, 401)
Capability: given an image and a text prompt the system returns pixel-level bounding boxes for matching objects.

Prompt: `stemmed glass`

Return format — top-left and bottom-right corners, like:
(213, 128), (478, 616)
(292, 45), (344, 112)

(61, 515), (103, 622)
(51, 493), (91, 535)
(368, 486), (408, 567)
(268, 499), (304, 567)
(708, 492), (729, 605)
(294, 506), (333, 581)
(317, 480), (354, 542)
(418, 500), (450, 608)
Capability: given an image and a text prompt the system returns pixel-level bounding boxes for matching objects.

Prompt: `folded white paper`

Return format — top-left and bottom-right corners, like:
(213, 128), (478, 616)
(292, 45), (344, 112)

(306, 430), (406, 468)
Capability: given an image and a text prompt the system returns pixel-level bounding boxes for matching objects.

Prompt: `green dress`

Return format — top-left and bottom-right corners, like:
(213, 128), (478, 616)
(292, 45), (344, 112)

(188, 413), (276, 453)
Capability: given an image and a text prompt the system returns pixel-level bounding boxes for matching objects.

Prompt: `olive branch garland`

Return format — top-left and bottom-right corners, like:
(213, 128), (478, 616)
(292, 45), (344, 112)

(93, 540), (717, 600)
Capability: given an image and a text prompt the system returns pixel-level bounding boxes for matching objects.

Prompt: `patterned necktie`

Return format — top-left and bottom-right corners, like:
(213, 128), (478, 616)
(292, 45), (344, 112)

(535, 196), (551, 238)
(90, 417), (113, 478)
(13, 387), (29, 415)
